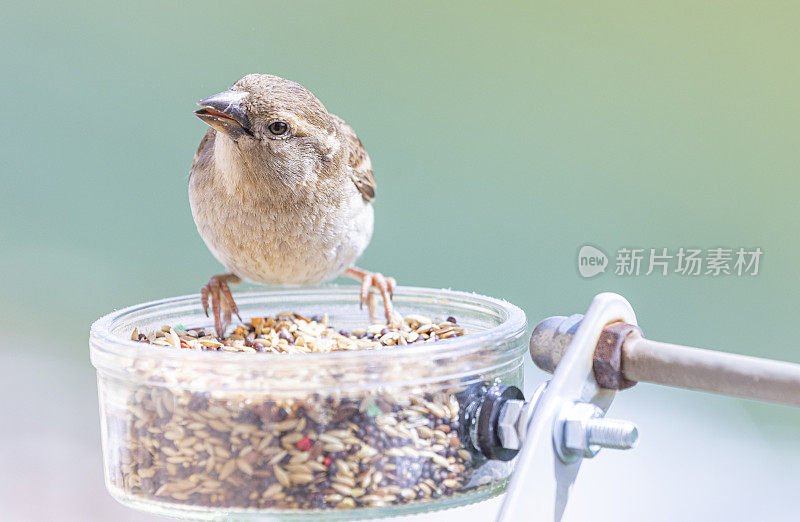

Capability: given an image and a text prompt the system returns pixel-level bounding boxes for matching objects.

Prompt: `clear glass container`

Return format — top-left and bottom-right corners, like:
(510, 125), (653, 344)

(90, 286), (526, 520)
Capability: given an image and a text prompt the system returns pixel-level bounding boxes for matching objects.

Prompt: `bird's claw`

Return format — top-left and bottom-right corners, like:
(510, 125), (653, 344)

(200, 274), (242, 338)
(352, 270), (396, 323)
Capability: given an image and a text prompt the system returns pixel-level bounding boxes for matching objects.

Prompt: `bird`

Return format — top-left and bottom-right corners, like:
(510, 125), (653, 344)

(189, 73), (396, 337)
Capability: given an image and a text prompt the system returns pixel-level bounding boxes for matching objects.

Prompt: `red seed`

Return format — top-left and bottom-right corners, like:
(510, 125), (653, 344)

(323, 456), (331, 467)
(295, 436), (312, 451)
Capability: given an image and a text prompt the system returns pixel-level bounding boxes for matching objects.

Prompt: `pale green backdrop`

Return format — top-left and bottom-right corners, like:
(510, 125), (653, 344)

(1, 2), (798, 520)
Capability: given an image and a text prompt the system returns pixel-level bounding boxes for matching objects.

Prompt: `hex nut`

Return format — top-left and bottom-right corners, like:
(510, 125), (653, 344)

(497, 399), (526, 450)
(593, 322), (640, 390)
(560, 403), (603, 458)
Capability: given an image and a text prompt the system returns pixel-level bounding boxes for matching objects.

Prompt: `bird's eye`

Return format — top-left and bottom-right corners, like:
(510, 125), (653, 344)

(268, 121), (289, 136)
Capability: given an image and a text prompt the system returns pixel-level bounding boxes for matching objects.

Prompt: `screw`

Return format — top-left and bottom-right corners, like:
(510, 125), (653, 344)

(585, 418), (638, 450)
(555, 402), (639, 462)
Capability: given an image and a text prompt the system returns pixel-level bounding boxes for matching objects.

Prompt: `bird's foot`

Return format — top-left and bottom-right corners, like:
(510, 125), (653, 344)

(344, 267), (398, 325)
(200, 273), (242, 338)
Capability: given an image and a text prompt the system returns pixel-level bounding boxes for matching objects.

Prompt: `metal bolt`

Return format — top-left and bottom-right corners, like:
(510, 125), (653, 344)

(555, 401), (639, 463)
(586, 418), (638, 450)
(495, 382), (550, 452)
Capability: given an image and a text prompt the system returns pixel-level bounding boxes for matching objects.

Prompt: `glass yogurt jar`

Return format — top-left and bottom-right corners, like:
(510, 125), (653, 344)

(90, 287), (526, 520)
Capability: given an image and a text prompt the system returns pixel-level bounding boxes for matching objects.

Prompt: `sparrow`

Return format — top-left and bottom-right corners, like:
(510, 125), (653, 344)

(189, 73), (396, 337)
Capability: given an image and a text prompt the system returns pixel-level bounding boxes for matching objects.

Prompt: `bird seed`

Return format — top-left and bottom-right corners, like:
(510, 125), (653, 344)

(103, 313), (508, 513)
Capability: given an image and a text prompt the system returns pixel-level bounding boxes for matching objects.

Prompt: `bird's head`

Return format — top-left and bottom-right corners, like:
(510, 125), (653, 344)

(195, 74), (341, 173)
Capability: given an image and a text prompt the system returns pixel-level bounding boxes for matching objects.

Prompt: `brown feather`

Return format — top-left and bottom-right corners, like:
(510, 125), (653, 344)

(190, 129), (216, 180)
(332, 114), (376, 202)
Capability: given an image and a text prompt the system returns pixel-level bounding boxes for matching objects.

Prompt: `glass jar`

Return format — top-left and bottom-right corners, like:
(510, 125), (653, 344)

(90, 287), (526, 520)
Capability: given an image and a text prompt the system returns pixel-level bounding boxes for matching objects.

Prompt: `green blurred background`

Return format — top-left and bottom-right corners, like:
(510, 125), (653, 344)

(1, 2), (798, 521)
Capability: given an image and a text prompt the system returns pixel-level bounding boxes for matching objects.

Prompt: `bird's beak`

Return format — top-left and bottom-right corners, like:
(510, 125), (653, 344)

(195, 90), (252, 138)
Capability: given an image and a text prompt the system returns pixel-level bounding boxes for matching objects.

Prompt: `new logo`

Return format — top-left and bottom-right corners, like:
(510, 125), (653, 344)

(578, 245), (608, 278)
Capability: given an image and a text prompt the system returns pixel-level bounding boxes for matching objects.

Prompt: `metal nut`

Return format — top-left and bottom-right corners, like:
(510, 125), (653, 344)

(497, 399), (526, 450)
(593, 322), (640, 390)
(561, 402), (604, 458)
(555, 401), (639, 463)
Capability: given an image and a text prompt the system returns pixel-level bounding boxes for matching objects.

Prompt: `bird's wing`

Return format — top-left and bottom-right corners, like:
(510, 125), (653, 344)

(332, 115), (375, 202)
(190, 129), (216, 180)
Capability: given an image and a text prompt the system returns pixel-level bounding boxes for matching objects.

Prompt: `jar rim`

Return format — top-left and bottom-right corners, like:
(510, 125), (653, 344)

(89, 286), (527, 377)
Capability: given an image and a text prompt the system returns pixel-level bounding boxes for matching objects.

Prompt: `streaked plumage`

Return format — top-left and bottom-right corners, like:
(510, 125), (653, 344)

(188, 74), (394, 336)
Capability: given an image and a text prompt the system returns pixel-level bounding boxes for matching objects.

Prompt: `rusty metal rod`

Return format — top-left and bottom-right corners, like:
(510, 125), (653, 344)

(531, 316), (800, 407)
(624, 332), (800, 406)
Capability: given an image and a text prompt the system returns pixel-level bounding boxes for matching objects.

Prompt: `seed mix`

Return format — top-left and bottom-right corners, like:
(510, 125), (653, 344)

(106, 313), (485, 511)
